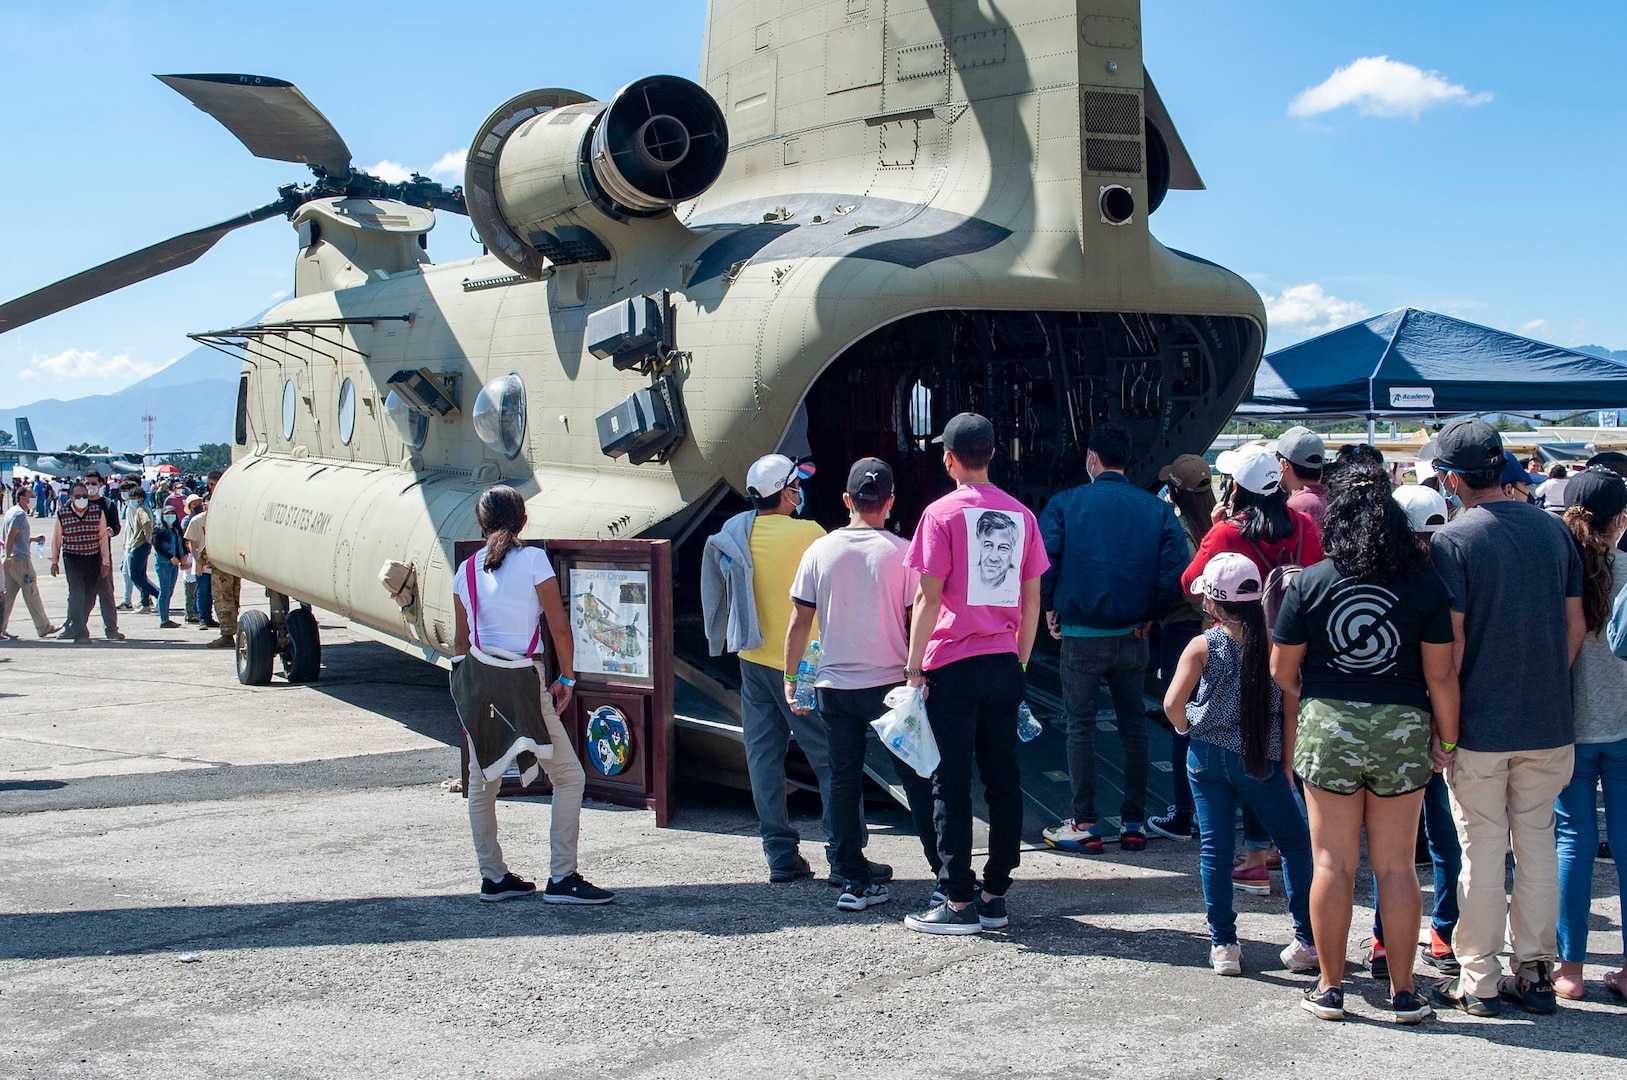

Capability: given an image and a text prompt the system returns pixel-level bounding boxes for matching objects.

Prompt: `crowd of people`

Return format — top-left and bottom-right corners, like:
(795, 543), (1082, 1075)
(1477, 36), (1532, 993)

(0, 470), (239, 646)
(690, 414), (1622, 1024)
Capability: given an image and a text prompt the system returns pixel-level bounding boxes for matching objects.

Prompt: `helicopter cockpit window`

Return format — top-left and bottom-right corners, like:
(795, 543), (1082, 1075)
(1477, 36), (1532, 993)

(281, 378), (298, 441)
(384, 389), (428, 451)
(472, 372), (527, 459)
(337, 377), (357, 446)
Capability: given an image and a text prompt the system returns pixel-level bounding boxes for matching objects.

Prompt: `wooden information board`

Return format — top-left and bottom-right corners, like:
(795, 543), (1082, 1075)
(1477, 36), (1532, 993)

(454, 538), (675, 826)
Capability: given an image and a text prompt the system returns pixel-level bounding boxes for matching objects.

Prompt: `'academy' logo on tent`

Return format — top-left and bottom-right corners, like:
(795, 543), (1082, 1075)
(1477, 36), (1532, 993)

(1388, 386), (1435, 408)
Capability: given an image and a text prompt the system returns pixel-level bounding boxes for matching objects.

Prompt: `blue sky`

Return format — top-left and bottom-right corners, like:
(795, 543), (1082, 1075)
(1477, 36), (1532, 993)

(1, 0), (1622, 408)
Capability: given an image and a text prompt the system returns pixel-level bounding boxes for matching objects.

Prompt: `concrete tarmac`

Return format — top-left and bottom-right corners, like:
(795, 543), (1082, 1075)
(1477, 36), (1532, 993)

(2, 567), (1623, 1078)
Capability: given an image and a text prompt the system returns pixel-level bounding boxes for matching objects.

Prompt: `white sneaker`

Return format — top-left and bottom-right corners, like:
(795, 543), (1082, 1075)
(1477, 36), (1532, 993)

(1042, 819), (1102, 852)
(1280, 939), (1320, 974)
(1211, 943), (1242, 976)
(836, 881), (890, 911)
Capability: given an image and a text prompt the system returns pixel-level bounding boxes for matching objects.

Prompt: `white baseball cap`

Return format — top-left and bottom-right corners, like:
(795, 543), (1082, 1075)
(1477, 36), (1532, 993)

(1188, 552), (1263, 602)
(745, 454), (815, 499)
(1214, 445), (1282, 495)
(1393, 484), (1449, 533)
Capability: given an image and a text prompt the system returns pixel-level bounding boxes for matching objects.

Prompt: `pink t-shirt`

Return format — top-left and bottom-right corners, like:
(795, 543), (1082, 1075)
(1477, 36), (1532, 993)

(905, 483), (1049, 670)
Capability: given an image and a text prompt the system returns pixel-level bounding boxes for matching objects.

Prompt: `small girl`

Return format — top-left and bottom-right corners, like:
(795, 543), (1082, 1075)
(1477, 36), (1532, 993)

(1165, 553), (1316, 980)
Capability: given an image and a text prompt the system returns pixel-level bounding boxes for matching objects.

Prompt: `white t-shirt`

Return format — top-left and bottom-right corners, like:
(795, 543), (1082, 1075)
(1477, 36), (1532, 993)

(452, 544), (557, 656)
(790, 527), (919, 690)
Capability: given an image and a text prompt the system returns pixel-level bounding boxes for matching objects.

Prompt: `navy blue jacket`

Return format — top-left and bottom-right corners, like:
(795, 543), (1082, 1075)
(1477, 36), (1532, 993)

(1039, 472), (1190, 629)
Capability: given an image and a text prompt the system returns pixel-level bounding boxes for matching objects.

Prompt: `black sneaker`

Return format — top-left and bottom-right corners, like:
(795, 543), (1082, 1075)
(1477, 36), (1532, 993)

(1420, 941), (1461, 978)
(826, 860), (893, 886)
(769, 855), (814, 883)
(1146, 807), (1195, 842)
(1498, 962), (1557, 1014)
(1301, 984), (1345, 1021)
(1391, 989), (1433, 1025)
(478, 873), (536, 902)
(542, 872), (615, 905)
(836, 881), (890, 911)
(116, 602), (134, 612)
(1600, 841), (1614, 863)
(904, 900), (982, 935)
(1431, 980), (1501, 1018)
(975, 894), (1008, 929)
(104, 631), (126, 641)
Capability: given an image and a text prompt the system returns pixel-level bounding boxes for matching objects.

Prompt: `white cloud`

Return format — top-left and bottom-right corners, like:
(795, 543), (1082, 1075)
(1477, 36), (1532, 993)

(269, 289), (291, 303)
(1520, 318), (1550, 336)
(1289, 56), (1491, 120)
(364, 148), (467, 186)
(1263, 283), (1367, 336)
(365, 158), (413, 184)
(18, 347), (166, 383)
(428, 148), (467, 184)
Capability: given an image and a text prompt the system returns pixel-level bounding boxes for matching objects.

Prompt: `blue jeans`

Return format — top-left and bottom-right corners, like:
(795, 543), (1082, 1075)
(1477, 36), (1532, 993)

(196, 572), (213, 624)
(1373, 770), (1461, 946)
(1556, 737), (1627, 962)
(738, 659), (837, 871)
(125, 542), (158, 605)
(155, 558), (179, 623)
(1188, 739), (1314, 947)
(1061, 634), (1150, 826)
(1157, 621), (1202, 814)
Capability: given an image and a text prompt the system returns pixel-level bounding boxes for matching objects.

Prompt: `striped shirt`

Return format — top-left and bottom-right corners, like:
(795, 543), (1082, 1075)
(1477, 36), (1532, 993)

(58, 508), (104, 557)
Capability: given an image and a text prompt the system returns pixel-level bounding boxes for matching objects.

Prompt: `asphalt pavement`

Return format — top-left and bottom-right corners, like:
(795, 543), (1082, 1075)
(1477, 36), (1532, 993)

(2, 564), (1623, 1079)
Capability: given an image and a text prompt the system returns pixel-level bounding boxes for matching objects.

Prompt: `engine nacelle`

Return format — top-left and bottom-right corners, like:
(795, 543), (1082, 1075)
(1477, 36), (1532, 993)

(465, 76), (727, 279)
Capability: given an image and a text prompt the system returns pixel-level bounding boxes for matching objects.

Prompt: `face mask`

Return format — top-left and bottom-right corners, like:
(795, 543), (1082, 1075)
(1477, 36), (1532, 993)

(163, 513), (178, 524)
(73, 497), (89, 510)
(1441, 476), (1463, 510)
(791, 488), (805, 515)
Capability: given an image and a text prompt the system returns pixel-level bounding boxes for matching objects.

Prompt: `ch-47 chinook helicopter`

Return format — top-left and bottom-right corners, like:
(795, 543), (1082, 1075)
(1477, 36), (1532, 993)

(1, 0), (1263, 784)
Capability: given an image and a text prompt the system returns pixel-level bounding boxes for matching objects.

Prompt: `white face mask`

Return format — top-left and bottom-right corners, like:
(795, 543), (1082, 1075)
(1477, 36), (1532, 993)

(73, 497), (90, 510)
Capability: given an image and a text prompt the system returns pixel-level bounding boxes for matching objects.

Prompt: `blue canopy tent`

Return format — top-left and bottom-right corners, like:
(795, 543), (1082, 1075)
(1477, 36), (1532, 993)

(1238, 308), (1627, 438)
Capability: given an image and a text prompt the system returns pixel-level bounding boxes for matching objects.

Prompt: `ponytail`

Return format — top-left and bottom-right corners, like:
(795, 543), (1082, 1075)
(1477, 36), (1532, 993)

(1214, 597), (1274, 780)
(1563, 505), (1617, 634)
(475, 485), (527, 572)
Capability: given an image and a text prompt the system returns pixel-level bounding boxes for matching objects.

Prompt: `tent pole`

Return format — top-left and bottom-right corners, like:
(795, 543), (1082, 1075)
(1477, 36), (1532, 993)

(1367, 414), (1377, 444)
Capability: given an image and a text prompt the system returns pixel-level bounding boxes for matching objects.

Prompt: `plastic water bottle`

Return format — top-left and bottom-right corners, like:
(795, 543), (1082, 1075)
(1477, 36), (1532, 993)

(1016, 701), (1043, 742)
(794, 640), (820, 711)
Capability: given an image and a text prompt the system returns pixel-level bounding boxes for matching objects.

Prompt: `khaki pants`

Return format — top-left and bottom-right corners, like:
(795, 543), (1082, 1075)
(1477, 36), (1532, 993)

(465, 667), (585, 881)
(211, 566), (241, 632)
(1446, 744), (1575, 997)
(2, 556), (53, 636)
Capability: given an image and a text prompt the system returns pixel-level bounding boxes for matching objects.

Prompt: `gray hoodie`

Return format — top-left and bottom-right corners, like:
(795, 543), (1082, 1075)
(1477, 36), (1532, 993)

(701, 510), (762, 656)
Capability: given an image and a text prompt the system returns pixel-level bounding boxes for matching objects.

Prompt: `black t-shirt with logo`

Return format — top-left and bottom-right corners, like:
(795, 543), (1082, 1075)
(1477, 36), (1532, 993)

(1273, 559), (1454, 710)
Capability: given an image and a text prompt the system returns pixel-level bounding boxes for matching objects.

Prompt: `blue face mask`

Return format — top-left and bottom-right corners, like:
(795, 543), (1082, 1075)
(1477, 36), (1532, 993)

(791, 487), (805, 515)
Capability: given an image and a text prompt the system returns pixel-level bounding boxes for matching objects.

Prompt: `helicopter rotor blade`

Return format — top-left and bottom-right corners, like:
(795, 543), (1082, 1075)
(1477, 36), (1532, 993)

(157, 73), (353, 176)
(0, 199), (290, 335)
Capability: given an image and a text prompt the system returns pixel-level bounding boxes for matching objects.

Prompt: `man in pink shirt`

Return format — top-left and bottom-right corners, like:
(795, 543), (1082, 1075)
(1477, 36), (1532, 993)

(1274, 426), (1329, 528)
(902, 413), (1048, 934)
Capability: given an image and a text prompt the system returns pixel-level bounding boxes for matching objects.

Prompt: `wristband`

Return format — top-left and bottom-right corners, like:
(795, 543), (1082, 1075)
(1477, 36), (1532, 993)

(903, 667), (924, 679)
(1439, 740), (1456, 752)
(784, 672), (799, 684)
(557, 675), (576, 688)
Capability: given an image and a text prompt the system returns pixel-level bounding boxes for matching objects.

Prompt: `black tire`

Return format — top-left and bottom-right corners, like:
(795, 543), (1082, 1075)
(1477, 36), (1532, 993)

(236, 609), (274, 686)
(282, 606), (322, 683)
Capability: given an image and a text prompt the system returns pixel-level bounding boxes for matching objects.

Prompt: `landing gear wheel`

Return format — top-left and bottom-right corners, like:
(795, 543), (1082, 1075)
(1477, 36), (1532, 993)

(236, 609), (274, 685)
(281, 606), (322, 683)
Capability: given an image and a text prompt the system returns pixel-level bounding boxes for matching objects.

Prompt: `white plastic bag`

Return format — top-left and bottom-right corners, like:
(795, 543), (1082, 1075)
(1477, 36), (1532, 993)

(871, 685), (940, 778)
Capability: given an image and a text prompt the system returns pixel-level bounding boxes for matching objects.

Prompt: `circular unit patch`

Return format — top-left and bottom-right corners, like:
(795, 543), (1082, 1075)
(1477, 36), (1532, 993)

(586, 705), (633, 776)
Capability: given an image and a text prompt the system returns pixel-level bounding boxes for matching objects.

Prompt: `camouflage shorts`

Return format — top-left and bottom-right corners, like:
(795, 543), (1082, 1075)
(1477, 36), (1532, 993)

(1294, 698), (1433, 797)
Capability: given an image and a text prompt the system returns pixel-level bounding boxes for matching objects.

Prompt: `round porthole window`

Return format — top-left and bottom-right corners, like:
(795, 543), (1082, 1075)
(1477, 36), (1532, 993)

(472, 372), (527, 459)
(337, 377), (357, 445)
(384, 389), (428, 450)
(281, 378), (298, 441)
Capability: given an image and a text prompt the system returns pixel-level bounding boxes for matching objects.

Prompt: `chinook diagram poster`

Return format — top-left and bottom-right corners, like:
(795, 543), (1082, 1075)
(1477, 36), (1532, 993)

(569, 567), (651, 679)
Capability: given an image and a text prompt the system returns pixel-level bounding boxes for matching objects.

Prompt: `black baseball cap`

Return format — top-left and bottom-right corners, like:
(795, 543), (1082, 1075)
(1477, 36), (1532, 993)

(932, 412), (995, 456)
(1585, 450), (1627, 478)
(846, 458), (894, 503)
(1433, 418), (1504, 474)
(1566, 466), (1627, 519)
